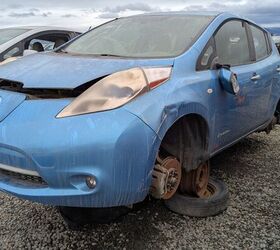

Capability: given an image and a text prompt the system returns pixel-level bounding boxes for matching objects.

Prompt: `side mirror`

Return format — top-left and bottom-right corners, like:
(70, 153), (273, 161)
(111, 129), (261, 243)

(218, 67), (240, 95)
(23, 49), (38, 57)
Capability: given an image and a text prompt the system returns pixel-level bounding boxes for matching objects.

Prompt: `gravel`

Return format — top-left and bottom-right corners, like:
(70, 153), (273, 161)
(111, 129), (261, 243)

(1, 128), (280, 249)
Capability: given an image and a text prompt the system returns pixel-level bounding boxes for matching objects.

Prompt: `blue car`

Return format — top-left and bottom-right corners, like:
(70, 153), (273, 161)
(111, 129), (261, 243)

(0, 12), (279, 223)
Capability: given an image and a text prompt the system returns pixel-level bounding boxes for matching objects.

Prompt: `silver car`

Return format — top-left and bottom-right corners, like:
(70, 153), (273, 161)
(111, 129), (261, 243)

(0, 26), (81, 62)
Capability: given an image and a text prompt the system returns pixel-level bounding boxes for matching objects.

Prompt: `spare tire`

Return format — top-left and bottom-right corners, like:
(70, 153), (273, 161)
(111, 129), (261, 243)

(164, 178), (229, 217)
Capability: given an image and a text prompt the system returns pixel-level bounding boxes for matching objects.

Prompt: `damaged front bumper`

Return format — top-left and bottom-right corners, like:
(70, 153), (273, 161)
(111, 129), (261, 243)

(0, 98), (159, 207)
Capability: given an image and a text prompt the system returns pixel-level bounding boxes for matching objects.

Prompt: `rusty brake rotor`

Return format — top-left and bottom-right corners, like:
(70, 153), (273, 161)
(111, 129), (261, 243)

(150, 156), (182, 200)
(180, 161), (210, 198)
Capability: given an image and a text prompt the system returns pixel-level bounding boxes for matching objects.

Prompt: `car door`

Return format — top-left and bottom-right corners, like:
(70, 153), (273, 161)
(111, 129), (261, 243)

(197, 19), (273, 149)
(248, 24), (275, 124)
(210, 20), (260, 147)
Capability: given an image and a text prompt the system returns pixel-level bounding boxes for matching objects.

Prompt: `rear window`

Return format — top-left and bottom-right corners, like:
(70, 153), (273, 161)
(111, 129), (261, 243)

(0, 28), (29, 45)
(250, 25), (269, 60)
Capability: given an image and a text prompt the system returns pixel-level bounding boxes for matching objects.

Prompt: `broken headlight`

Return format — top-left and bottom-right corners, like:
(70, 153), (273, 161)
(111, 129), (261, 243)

(57, 67), (172, 118)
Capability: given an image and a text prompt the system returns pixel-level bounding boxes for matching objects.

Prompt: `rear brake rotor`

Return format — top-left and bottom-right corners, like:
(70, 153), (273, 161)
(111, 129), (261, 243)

(180, 161), (210, 198)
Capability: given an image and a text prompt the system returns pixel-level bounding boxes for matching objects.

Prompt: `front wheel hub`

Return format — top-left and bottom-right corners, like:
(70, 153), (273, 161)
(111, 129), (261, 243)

(150, 156), (182, 200)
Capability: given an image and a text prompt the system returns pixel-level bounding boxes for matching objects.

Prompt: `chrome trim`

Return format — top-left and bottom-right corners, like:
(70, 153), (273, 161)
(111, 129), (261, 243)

(0, 163), (40, 177)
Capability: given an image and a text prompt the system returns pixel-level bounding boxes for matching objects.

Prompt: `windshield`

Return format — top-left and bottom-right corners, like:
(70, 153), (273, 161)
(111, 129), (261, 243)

(64, 15), (214, 58)
(0, 28), (30, 45)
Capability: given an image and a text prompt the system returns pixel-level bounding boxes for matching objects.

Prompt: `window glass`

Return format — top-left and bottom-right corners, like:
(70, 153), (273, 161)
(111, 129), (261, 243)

(64, 15), (214, 58)
(3, 47), (20, 60)
(250, 25), (268, 60)
(0, 28), (29, 45)
(215, 21), (251, 66)
(29, 39), (55, 52)
(200, 44), (214, 69)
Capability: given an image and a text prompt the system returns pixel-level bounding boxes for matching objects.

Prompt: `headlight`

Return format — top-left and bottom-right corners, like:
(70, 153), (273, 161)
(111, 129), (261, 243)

(57, 67), (172, 118)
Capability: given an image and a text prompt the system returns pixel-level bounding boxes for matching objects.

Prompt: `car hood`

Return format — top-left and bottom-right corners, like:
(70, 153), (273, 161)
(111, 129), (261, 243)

(0, 52), (175, 89)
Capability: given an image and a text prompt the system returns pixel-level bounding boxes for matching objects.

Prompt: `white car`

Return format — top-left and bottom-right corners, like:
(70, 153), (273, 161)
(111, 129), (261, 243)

(0, 26), (81, 62)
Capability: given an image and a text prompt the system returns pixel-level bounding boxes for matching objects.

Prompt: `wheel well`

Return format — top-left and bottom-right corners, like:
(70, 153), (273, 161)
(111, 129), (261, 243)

(160, 114), (209, 172)
(276, 100), (280, 114)
(275, 100), (280, 123)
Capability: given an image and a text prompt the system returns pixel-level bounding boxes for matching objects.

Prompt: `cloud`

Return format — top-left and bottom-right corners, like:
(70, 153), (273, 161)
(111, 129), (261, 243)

(29, 8), (40, 12)
(103, 3), (158, 13)
(0, 0), (279, 28)
(7, 4), (22, 10)
(183, 5), (208, 12)
(8, 10), (52, 18)
(95, 2), (161, 20)
(41, 12), (52, 17)
(180, 1), (280, 26)
(61, 14), (77, 18)
(9, 11), (36, 18)
(98, 13), (119, 19)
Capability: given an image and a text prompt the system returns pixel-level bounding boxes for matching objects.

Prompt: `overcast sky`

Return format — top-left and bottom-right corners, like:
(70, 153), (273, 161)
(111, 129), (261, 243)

(0, 0), (279, 31)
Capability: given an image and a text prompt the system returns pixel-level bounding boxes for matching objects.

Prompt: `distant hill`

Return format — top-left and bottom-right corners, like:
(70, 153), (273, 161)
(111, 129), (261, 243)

(266, 27), (280, 35)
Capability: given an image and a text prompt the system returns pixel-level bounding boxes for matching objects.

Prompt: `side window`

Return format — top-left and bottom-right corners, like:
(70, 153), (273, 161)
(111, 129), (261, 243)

(24, 33), (70, 53)
(29, 39), (55, 52)
(201, 45), (214, 67)
(250, 25), (269, 60)
(3, 45), (22, 60)
(196, 38), (215, 71)
(214, 21), (251, 66)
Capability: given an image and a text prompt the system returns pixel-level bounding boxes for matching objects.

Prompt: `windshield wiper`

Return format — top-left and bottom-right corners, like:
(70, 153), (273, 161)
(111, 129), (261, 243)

(58, 49), (68, 54)
(56, 51), (123, 57)
(93, 53), (122, 57)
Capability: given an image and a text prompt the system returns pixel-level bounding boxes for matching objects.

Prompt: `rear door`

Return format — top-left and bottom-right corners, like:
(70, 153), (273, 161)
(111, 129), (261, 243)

(212, 20), (258, 145)
(248, 24), (275, 124)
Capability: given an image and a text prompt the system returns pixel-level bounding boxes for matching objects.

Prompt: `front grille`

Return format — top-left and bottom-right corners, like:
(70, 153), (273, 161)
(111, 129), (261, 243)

(0, 168), (48, 187)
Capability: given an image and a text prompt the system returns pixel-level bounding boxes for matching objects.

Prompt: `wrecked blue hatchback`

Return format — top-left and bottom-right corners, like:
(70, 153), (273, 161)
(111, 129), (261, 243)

(0, 12), (279, 218)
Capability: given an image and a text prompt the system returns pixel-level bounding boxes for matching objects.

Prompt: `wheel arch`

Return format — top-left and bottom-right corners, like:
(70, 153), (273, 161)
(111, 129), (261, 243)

(158, 109), (211, 172)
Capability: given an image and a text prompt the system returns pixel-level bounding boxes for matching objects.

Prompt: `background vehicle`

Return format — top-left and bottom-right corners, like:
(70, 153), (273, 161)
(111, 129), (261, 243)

(266, 27), (280, 53)
(0, 26), (81, 62)
(0, 13), (279, 226)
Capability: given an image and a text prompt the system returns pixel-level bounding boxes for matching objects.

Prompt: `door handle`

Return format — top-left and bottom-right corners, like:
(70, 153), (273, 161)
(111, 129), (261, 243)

(251, 74), (261, 81)
(277, 66), (280, 72)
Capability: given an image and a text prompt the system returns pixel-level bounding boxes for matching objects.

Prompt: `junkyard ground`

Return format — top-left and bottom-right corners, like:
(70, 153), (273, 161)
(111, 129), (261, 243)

(1, 128), (280, 249)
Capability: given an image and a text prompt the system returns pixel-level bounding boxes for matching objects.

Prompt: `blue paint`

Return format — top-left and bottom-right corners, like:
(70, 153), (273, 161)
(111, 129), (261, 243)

(0, 90), (25, 121)
(0, 53), (174, 89)
(0, 12), (279, 208)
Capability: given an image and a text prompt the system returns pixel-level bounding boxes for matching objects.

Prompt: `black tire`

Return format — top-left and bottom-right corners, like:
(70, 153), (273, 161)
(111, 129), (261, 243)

(58, 206), (131, 228)
(164, 178), (229, 217)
